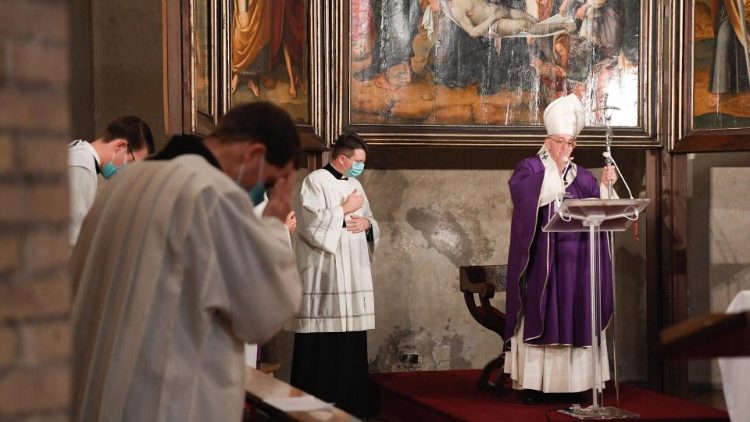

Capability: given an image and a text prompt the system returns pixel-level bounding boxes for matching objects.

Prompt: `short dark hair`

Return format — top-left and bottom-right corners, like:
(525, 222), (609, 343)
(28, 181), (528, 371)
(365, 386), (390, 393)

(210, 102), (301, 167)
(331, 132), (368, 158)
(102, 116), (155, 154)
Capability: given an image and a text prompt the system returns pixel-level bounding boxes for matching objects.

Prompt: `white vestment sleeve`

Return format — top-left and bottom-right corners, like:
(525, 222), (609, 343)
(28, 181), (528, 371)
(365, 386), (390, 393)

(298, 176), (345, 254)
(539, 165), (565, 207)
(362, 193), (380, 252)
(68, 166), (97, 246)
(208, 192), (302, 345)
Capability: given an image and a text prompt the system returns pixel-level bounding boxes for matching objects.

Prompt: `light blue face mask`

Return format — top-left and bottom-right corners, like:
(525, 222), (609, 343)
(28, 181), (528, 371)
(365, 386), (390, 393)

(346, 159), (365, 178)
(237, 157), (267, 206)
(100, 161), (118, 179)
(100, 148), (128, 180)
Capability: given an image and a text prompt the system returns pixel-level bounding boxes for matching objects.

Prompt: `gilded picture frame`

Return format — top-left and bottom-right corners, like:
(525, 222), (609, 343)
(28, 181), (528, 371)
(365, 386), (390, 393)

(673, 0), (750, 152)
(329, 1), (658, 147)
(189, 0), (220, 135)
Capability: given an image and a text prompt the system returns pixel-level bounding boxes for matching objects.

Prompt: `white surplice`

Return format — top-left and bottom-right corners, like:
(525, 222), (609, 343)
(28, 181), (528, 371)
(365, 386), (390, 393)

(70, 155), (302, 422)
(291, 168), (380, 333)
(68, 139), (100, 247)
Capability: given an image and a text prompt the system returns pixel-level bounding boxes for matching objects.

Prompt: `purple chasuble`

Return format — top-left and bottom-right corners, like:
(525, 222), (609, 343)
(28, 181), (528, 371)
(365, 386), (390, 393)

(504, 155), (613, 347)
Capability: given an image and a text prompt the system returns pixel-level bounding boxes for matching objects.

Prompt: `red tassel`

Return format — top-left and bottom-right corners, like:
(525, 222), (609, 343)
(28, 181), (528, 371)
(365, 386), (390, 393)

(633, 220), (639, 241)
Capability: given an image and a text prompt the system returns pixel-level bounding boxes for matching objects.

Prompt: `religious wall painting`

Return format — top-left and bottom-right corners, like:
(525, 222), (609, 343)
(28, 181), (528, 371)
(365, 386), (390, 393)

(178, 1), (653, 147)
(675, 0), (750, 152)
(691, 0), (750, 130)
(343, 0), (652, 145)
(229, 0), (310, 125)
(179, 0), (323, 139)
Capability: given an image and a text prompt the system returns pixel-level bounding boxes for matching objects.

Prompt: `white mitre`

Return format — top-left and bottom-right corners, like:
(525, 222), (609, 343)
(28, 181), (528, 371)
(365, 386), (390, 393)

(543, 94), (585, 137)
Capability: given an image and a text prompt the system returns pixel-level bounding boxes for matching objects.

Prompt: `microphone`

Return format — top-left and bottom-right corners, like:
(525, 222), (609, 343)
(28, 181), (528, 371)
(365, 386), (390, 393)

(562, 156), (574, 181)
(555, 156), (574, 211)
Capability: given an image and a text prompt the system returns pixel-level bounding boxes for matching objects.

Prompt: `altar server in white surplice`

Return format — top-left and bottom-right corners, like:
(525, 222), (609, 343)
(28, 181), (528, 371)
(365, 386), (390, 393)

(70, 102), (302, 422)
(290, 133), (379, 418)
(68, 115), (154, 246)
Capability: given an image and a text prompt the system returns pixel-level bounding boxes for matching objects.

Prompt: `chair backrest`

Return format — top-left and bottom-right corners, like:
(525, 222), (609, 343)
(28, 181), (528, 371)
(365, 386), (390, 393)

(459, 265), (507, 296)
(459, 265), (508, 339)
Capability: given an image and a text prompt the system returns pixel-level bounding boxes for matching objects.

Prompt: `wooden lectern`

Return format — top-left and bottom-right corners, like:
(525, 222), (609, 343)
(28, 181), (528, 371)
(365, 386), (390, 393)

(660, 311), (750, 359)
(660, 292), (750, 422)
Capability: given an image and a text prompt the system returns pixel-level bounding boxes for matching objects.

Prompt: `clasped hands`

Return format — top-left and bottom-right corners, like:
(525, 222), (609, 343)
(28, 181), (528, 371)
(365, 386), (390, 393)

(342, 189), (370, 234)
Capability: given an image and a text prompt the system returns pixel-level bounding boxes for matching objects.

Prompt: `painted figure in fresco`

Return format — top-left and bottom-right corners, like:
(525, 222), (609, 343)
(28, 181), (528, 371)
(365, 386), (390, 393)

(267, 0), (307, 99)
(354, 0), (423, 90)
(565, 0), (623, 60)
(541, 0), (633, 123)
(531, 34), (589, 101)
(708, 0), (750, 107)
(431, 0), (536, 96)
(432, 3), (503, 95)
(231, 0), (272, 97)
(231, 0), (307, 99)
(410, 0), (441, 78)
(352, 0), (374, 61)
(527, 0), (576, 22)
(445, 0), (575, 39)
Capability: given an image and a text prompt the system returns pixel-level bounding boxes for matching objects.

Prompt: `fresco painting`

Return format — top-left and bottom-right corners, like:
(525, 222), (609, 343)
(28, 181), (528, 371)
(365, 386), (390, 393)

(349, 0), (643, 128)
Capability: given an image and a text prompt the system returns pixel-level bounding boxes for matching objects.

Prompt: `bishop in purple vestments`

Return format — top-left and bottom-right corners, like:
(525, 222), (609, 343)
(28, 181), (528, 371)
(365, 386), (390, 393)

(503, 94), (619, 400)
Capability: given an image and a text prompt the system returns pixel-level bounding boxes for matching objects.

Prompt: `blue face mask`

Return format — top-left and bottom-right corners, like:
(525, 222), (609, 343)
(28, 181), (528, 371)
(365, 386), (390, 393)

(100, 148), (128, 180)
(237, 157), (267, 206)
(100, 162), (118, 179)
(346, 160), (365, 178)
(249, 183), (266, 206)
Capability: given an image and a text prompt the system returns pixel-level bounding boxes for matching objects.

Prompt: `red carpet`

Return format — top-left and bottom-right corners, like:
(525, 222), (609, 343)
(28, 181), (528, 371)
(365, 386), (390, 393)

(372, 370), (729, 422)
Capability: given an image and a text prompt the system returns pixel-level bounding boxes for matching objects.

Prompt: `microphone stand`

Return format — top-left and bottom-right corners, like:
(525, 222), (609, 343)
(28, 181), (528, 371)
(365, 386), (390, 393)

(593, 95), (621, 406)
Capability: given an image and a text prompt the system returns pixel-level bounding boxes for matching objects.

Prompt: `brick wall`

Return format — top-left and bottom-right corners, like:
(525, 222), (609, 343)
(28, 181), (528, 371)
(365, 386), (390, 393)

(0, 1), (71, 420)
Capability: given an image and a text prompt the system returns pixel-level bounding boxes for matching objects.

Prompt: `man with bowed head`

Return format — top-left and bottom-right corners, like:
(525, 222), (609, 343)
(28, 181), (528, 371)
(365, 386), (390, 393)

(70, 102), (303, 421)
(291, 132), (380, 418)
(68, 115), (154, 246)
(503, 94), (618, 405)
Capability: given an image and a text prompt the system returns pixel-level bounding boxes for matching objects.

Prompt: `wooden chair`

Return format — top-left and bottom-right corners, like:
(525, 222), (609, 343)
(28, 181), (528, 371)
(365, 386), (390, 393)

(459, 265), (509, 396)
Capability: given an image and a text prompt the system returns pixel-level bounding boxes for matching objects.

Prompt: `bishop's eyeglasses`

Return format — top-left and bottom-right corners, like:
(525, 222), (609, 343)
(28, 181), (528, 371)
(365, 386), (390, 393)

(550, 137), (576, 148)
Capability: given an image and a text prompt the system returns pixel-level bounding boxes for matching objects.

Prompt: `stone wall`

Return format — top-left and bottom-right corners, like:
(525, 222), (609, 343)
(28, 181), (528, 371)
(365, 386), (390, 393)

(0, 0), (71, 419)
(71, 0), (166, 147)
(687, 152), (750, 388)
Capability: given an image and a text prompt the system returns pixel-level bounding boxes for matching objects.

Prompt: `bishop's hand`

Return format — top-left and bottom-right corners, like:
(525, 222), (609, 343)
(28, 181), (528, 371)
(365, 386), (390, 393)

(600, 165), (617, 186)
